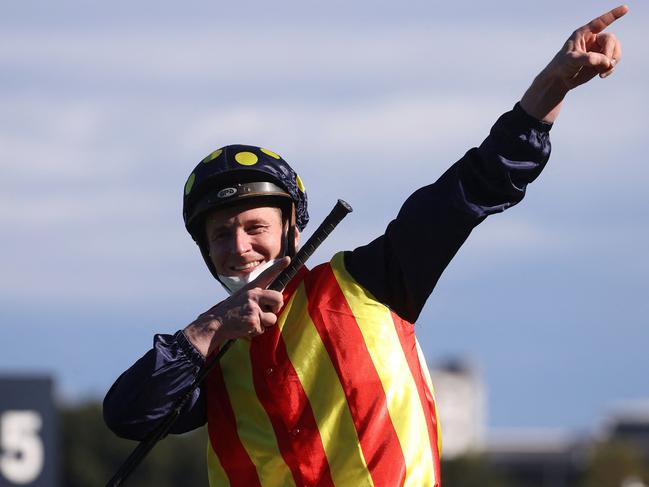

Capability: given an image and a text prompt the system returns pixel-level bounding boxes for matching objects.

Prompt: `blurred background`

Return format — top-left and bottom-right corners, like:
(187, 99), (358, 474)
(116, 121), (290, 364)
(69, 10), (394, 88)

(1, 0), (647, 485)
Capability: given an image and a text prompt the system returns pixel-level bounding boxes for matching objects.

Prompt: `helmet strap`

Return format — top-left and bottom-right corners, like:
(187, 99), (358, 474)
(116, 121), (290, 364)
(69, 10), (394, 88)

(287, 203), (297, 257)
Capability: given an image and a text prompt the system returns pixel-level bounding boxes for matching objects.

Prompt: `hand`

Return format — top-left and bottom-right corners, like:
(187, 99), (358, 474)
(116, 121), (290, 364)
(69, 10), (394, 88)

(549, 5), (628, 89)
(183, 257), (290, 357)
(520, 5), (629, 123)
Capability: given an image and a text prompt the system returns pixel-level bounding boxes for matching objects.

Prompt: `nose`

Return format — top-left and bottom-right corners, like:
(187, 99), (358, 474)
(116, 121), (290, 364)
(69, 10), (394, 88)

(231, 228), (252, 255)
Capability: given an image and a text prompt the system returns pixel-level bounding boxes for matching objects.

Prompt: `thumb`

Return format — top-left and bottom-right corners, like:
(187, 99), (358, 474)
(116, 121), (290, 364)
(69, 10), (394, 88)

(244, 256), (291, 291)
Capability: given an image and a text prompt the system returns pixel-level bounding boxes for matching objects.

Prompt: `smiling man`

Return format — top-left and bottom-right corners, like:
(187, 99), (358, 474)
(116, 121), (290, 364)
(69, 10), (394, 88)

(204, 203), (290, 292)
(180, 157), (306, 358)
(104, 6), (628, 486)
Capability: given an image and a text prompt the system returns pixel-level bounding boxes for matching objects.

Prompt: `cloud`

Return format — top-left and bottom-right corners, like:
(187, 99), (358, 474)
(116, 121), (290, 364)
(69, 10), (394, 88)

(1, 0), (648, 429)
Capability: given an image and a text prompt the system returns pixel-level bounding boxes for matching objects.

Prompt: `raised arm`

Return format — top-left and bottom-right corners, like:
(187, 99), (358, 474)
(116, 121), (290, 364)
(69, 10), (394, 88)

(520, 5), (628, 123)
(345, 5), (629, 322)
(345, 104), (552, 323)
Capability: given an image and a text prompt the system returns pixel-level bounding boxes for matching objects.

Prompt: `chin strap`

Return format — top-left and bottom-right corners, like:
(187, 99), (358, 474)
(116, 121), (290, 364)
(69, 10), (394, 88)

(287, 203), (297, 257)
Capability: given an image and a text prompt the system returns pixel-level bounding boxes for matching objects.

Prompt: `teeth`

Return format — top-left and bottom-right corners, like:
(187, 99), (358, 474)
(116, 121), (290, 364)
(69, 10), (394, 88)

(233, 261), (261, 271)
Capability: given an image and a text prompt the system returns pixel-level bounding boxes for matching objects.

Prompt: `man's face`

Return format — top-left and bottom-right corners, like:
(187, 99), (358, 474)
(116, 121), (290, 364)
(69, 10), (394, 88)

(204, 202), (289, 277)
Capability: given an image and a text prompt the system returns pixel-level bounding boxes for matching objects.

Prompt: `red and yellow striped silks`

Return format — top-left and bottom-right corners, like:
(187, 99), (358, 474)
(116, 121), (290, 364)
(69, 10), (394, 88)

(205, 252), (441, 487)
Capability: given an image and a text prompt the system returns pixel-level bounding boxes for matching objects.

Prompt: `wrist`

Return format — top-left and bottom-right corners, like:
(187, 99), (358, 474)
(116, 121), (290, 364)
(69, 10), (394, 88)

(520, 68), (569, 123)
(184, 319), (223, 358)
(176, 329), (208, 365)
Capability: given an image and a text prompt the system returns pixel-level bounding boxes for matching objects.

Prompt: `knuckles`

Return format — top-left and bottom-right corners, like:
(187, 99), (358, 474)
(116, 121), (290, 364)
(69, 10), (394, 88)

(203, 286), (283, 339)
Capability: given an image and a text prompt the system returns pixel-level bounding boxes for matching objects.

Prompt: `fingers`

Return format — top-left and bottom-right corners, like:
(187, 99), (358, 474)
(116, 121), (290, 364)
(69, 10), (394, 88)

(571, 50), (614, 72)
(259, 310), (278, 329)
(613, 33), (622, 62)
(246, 293), (282, 337)
(579, 5), (629, 35)
(205, 284), (285, 341)
(245, 256), (291, 291)
(596, 32), (622, 78)
(211, 256), (291, 340)
(242, 287), (284, 335)
(597, 32), (617, 59)
(257, 289), (284, 314)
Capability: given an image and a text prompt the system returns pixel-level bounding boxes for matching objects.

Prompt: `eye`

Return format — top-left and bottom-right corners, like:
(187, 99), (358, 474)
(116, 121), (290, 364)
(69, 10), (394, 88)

(247, 224), (267, 235)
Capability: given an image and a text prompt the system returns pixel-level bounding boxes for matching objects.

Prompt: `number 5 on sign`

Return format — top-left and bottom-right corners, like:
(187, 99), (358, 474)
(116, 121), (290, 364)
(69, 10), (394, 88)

(0, 411), (44, 484)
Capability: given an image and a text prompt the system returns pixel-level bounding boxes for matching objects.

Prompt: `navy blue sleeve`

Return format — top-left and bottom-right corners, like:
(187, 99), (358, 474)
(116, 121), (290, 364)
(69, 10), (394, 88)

(345, 103), (552, 323)
(103, 330), (207, 440)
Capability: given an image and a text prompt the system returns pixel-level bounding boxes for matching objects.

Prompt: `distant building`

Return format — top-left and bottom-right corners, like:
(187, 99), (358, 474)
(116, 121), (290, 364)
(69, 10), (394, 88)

(480, 402), (649, 487)
(429, 359), (649, 486)
(485, 428), (588, 487)
(605, 401), (649, 463)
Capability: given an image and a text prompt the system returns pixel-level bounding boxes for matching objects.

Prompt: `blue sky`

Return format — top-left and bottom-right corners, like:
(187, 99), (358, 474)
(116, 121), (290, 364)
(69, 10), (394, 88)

(1, 1), (647, 432)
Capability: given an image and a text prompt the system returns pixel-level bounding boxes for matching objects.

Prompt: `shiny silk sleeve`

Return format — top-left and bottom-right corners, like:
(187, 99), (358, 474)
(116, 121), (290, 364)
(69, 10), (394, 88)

(103, 330), (207, 440)
(103, 103), (552, 439)
(344, 103), (552, 323)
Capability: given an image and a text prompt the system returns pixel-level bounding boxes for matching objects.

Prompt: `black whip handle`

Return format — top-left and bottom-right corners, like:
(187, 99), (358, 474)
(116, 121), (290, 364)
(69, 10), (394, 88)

(269, 198), (353, 291)
(106, 199), (352, 487)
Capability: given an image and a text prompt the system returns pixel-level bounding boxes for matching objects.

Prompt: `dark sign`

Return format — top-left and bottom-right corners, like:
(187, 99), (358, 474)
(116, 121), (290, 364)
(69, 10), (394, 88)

(0, 377), (56, 487)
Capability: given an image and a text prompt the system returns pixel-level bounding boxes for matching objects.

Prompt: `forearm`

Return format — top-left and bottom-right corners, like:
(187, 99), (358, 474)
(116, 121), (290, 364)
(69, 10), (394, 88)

(103, 331), (207, 440)
(520, 67), (569, 124)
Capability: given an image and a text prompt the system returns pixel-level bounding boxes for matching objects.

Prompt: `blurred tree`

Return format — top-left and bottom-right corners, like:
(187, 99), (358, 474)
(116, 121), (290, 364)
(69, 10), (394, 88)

(441, 454), (513, 487)
(580, 440), (649, 487)
(60, 402), (208, 487)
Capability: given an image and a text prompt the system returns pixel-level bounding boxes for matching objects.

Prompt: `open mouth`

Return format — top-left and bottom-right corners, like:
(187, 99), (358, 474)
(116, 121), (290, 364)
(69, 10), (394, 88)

(230, 260), (264, 274)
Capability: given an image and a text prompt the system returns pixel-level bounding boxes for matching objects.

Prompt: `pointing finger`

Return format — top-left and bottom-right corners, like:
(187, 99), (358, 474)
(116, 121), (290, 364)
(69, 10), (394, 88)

(580, 5), (629, 35)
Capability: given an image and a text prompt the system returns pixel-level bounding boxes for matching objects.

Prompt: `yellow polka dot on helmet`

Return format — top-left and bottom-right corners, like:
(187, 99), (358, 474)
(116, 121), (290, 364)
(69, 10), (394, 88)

(201, 149), (222, 163)
(184, 173), (196, 195)
(235, 151), (258, 166)
(260, 148), (281, 160)
(296, 174), (305, 193)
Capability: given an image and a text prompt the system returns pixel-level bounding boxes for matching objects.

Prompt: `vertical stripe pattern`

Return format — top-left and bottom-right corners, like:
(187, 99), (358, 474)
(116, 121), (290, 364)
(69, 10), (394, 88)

(392, 313), (442, 483)
(280, 283), (374, 486)
(250, 299), (336, 487)
(206, 253), (441, 486)
(205, 358), (262, 487)
(329, 253), (440, 486)
(224, 340), (296, 487)
(304, 262), (408, 486)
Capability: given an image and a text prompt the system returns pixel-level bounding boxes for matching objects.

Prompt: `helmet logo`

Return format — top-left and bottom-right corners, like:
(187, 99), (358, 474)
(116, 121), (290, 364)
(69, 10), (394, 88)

(217, 187), (237, 198)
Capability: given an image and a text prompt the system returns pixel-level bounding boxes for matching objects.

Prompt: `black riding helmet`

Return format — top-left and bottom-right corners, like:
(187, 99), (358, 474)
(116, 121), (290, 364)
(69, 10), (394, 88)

(183, 144), (309, 279)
